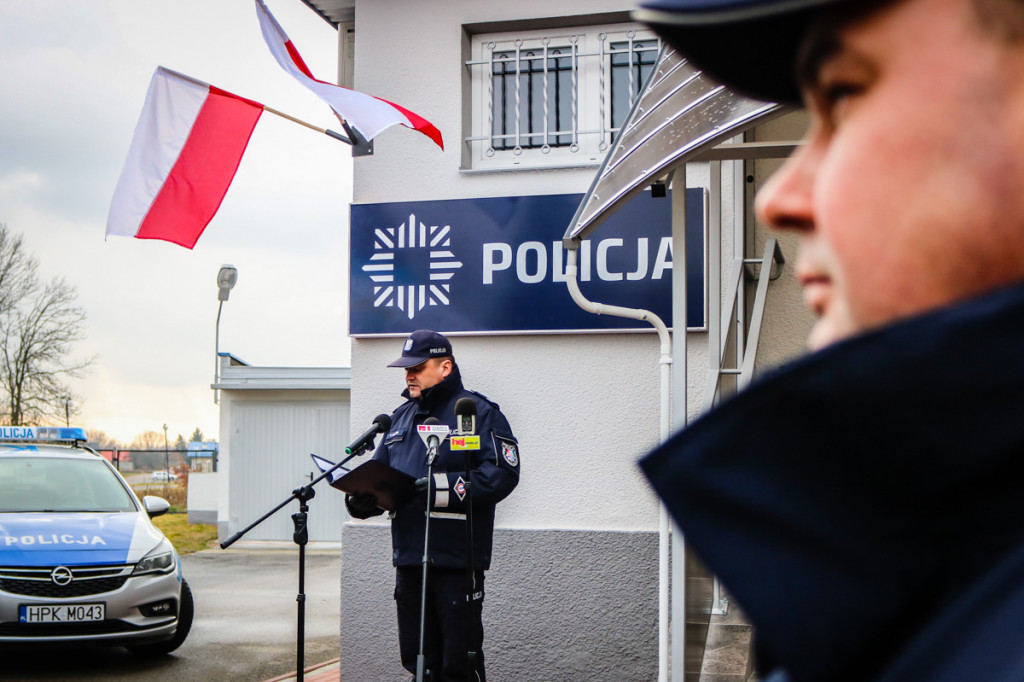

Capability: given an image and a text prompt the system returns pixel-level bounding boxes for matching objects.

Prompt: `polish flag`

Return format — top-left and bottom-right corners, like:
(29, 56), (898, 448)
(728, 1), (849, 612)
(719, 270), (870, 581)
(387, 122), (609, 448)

(255, 0), (443, 149)
(106, 67), (264, 249)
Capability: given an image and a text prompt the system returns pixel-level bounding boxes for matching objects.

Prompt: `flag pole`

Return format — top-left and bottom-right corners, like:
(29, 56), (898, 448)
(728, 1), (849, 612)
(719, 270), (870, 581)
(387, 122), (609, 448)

(261, 105), (353, 145)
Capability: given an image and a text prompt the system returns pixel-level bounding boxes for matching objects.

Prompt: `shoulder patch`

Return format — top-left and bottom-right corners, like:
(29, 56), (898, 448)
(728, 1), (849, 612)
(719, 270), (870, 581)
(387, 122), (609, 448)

(496, 436), (519, 467)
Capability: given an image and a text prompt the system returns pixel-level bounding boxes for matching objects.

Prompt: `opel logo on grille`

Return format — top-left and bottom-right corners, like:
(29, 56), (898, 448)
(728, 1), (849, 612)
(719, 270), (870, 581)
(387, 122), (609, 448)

(50, 566), (73, 586)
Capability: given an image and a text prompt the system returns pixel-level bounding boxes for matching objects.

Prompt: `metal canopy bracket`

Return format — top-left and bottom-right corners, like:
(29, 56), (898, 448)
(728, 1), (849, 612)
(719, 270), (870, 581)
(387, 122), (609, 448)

(704, 238), (786, 410)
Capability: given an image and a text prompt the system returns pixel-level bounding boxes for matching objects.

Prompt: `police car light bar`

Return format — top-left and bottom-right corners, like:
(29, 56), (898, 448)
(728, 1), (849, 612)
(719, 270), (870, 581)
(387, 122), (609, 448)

(0, 426), (88, 444)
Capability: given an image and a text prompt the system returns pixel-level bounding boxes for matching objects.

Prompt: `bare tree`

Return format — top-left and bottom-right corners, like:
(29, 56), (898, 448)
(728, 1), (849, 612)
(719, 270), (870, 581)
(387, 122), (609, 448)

(0, 228), (35, 320)
(0, 224), (93, 425)
(0, 276), (92, 425)
(130, 430), (166, 450)
(87, 429), (122, 450)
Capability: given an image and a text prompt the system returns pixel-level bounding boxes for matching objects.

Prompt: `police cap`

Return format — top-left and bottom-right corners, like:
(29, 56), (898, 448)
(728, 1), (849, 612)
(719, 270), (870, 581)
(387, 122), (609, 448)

(387, 329), (454, 368)
(634, 0), (858, 105)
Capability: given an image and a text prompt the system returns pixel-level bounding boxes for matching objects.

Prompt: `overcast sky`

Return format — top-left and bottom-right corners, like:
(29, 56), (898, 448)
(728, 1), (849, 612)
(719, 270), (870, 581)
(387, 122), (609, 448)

(0, 0), (354, 444)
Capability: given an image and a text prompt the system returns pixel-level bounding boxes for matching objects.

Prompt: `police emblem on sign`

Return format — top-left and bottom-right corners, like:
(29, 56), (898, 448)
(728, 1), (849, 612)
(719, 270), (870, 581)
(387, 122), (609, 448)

(360, 212), (464, 321)
(501, 440), (518, 467)
(455, 476), (466, 501)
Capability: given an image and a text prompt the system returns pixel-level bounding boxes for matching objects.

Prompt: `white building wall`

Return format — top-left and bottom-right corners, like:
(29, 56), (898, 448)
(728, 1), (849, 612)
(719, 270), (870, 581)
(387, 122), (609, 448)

(354, 333), (667, 531)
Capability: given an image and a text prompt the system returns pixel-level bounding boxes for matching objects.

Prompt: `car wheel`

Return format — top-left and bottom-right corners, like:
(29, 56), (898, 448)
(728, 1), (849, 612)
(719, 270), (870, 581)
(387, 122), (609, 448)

(126, 578), (194, 656)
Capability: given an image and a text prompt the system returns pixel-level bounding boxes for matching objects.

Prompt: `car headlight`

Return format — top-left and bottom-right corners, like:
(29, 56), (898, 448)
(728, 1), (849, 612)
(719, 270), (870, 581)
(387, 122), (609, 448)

(133, 539), (176, 576)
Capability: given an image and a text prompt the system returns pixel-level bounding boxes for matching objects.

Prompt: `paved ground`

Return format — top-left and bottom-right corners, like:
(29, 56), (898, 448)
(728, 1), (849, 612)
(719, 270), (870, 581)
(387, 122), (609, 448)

(1, 544), (341, 681)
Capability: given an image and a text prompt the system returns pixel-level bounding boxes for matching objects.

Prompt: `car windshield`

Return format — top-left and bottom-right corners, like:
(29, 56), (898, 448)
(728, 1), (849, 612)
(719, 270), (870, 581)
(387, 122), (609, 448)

(0, 456), (137, 513)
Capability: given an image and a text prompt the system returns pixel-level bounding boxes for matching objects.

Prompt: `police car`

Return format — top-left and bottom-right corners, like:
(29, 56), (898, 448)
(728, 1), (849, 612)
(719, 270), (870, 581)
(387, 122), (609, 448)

(0, 427), (193, 654)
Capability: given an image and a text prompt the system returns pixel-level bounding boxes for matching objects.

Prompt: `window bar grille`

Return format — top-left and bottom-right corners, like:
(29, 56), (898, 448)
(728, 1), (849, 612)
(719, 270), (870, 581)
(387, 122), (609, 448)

(486, 42), (496, 157)
(598, 33), (608, 151)
(513, 38), (523, 154)
(466, 34), (662, 157)
(626, 30), (637, 108)
(569, 34), (579, 152)
(541, 37), (551, 152)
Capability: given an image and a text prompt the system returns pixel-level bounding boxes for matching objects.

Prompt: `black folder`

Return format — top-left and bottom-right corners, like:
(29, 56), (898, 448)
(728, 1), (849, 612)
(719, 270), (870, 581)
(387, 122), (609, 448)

(311, 454), (415, 511)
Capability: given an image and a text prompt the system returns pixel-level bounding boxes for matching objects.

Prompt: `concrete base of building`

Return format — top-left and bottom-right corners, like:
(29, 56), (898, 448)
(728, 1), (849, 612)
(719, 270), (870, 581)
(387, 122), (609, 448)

(340, 524), (660, 681)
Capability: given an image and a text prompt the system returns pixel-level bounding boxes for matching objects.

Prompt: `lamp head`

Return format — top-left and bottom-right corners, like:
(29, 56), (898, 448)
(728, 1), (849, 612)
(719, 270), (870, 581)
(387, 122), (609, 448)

(217, 265), (238, 301)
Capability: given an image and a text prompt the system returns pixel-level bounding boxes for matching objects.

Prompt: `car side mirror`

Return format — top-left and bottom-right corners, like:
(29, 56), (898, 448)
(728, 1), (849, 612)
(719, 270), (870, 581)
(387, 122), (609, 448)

(143, 495), (170, 518)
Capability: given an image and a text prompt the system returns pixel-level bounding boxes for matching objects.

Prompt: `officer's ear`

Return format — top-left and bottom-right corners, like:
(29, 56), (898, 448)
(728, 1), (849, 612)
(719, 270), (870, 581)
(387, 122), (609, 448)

(439, 358), (453, 377)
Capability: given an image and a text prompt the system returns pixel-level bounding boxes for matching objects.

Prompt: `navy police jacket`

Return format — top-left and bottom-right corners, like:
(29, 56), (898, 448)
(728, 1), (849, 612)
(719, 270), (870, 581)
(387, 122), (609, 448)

(641, 281), (1024, 682)
(373, 365), (519, 570)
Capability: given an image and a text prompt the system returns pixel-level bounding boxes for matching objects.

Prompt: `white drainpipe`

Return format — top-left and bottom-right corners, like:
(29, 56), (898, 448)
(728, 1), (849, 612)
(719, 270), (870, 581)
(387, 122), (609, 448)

(564, 245), (673, 682)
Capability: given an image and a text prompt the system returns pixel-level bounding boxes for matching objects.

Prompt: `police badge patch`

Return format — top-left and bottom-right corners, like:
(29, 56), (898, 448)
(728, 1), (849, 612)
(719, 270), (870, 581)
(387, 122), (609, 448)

(500, 440), (519, 467)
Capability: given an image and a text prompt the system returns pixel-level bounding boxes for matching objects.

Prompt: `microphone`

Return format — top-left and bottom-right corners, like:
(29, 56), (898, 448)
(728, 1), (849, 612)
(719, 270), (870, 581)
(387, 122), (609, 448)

(455, 397), (476, 435)
(345, 413), (392, 456)
(416, 418), (449, 466)
(422, 417), (441, 459)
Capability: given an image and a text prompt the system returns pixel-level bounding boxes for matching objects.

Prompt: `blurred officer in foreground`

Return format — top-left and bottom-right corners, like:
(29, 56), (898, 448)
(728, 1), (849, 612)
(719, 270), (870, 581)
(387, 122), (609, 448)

(637, 0), (1024, 680)
(346, 330), (519, 682)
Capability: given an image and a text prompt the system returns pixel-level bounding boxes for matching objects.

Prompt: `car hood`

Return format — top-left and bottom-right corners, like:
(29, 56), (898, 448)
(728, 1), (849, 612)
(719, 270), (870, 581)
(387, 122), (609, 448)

(0, 512), (165, 567)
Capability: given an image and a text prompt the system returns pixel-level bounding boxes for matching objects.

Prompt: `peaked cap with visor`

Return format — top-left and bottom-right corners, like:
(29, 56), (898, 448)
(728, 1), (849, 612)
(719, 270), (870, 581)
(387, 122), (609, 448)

(635, 0), (859, 105)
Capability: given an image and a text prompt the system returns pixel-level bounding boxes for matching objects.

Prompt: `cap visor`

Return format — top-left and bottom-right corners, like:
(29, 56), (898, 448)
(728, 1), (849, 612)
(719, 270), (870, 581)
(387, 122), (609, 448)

(387, 356), (430, 368)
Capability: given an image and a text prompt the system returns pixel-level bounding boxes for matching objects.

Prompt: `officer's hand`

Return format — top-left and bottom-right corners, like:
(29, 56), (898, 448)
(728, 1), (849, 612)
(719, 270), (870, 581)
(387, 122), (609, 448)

(414, 477), (429, 500)
(345, 492), (381, 519)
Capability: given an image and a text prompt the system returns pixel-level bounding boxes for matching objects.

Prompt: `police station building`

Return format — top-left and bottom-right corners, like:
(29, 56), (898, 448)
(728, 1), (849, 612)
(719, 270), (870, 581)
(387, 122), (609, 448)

(298, 0), (816, 679)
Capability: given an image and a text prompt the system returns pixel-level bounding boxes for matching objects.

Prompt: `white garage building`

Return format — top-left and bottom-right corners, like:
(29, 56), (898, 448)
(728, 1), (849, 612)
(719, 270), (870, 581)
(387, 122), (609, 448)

(213, 353), (352, 544)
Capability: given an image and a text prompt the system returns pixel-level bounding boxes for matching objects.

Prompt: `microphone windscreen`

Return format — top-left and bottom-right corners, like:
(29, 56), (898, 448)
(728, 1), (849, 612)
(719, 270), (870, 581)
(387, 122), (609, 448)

(423, 416), (441, 426)
(455, 397), (477, 417)
(374, 413), (392, 431)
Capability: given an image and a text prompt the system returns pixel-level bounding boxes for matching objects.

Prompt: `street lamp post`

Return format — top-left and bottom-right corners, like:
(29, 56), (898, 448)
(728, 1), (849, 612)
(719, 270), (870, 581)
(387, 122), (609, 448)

(214, 265), (238, 405)
(163, 423), (169, 491)
(63, 396), (71, 427)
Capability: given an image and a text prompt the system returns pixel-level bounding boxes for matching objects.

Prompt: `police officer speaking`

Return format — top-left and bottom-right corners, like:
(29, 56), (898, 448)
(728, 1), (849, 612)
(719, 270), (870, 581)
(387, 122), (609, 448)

(345, 329), (520, 682)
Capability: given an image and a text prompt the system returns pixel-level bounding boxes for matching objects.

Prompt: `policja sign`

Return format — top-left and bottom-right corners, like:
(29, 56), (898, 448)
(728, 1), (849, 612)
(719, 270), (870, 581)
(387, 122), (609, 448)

(350, 190), (704, 335)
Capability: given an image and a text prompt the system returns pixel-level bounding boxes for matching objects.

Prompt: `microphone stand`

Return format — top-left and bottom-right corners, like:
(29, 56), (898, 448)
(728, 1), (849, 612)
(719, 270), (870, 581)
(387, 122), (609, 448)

(219, 440), (372, 682)
(454, 399), (479, 682)
(417, 439), (439, 682)
(463, 442), (477, 682)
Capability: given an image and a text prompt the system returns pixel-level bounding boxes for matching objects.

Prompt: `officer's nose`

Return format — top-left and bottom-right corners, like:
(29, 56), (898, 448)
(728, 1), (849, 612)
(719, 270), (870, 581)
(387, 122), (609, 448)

(755, 139), (818, 234)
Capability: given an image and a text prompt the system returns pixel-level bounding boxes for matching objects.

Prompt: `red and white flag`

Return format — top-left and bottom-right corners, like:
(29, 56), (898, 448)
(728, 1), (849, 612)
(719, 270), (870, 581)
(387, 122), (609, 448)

(106, 67), (264, 249)
(255, 0), (443, 149)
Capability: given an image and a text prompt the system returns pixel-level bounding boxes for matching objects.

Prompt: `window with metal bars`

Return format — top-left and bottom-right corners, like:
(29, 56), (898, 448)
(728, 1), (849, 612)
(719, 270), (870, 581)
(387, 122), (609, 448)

(466, 24), (661, 170)
(490, 46), (574, 151)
